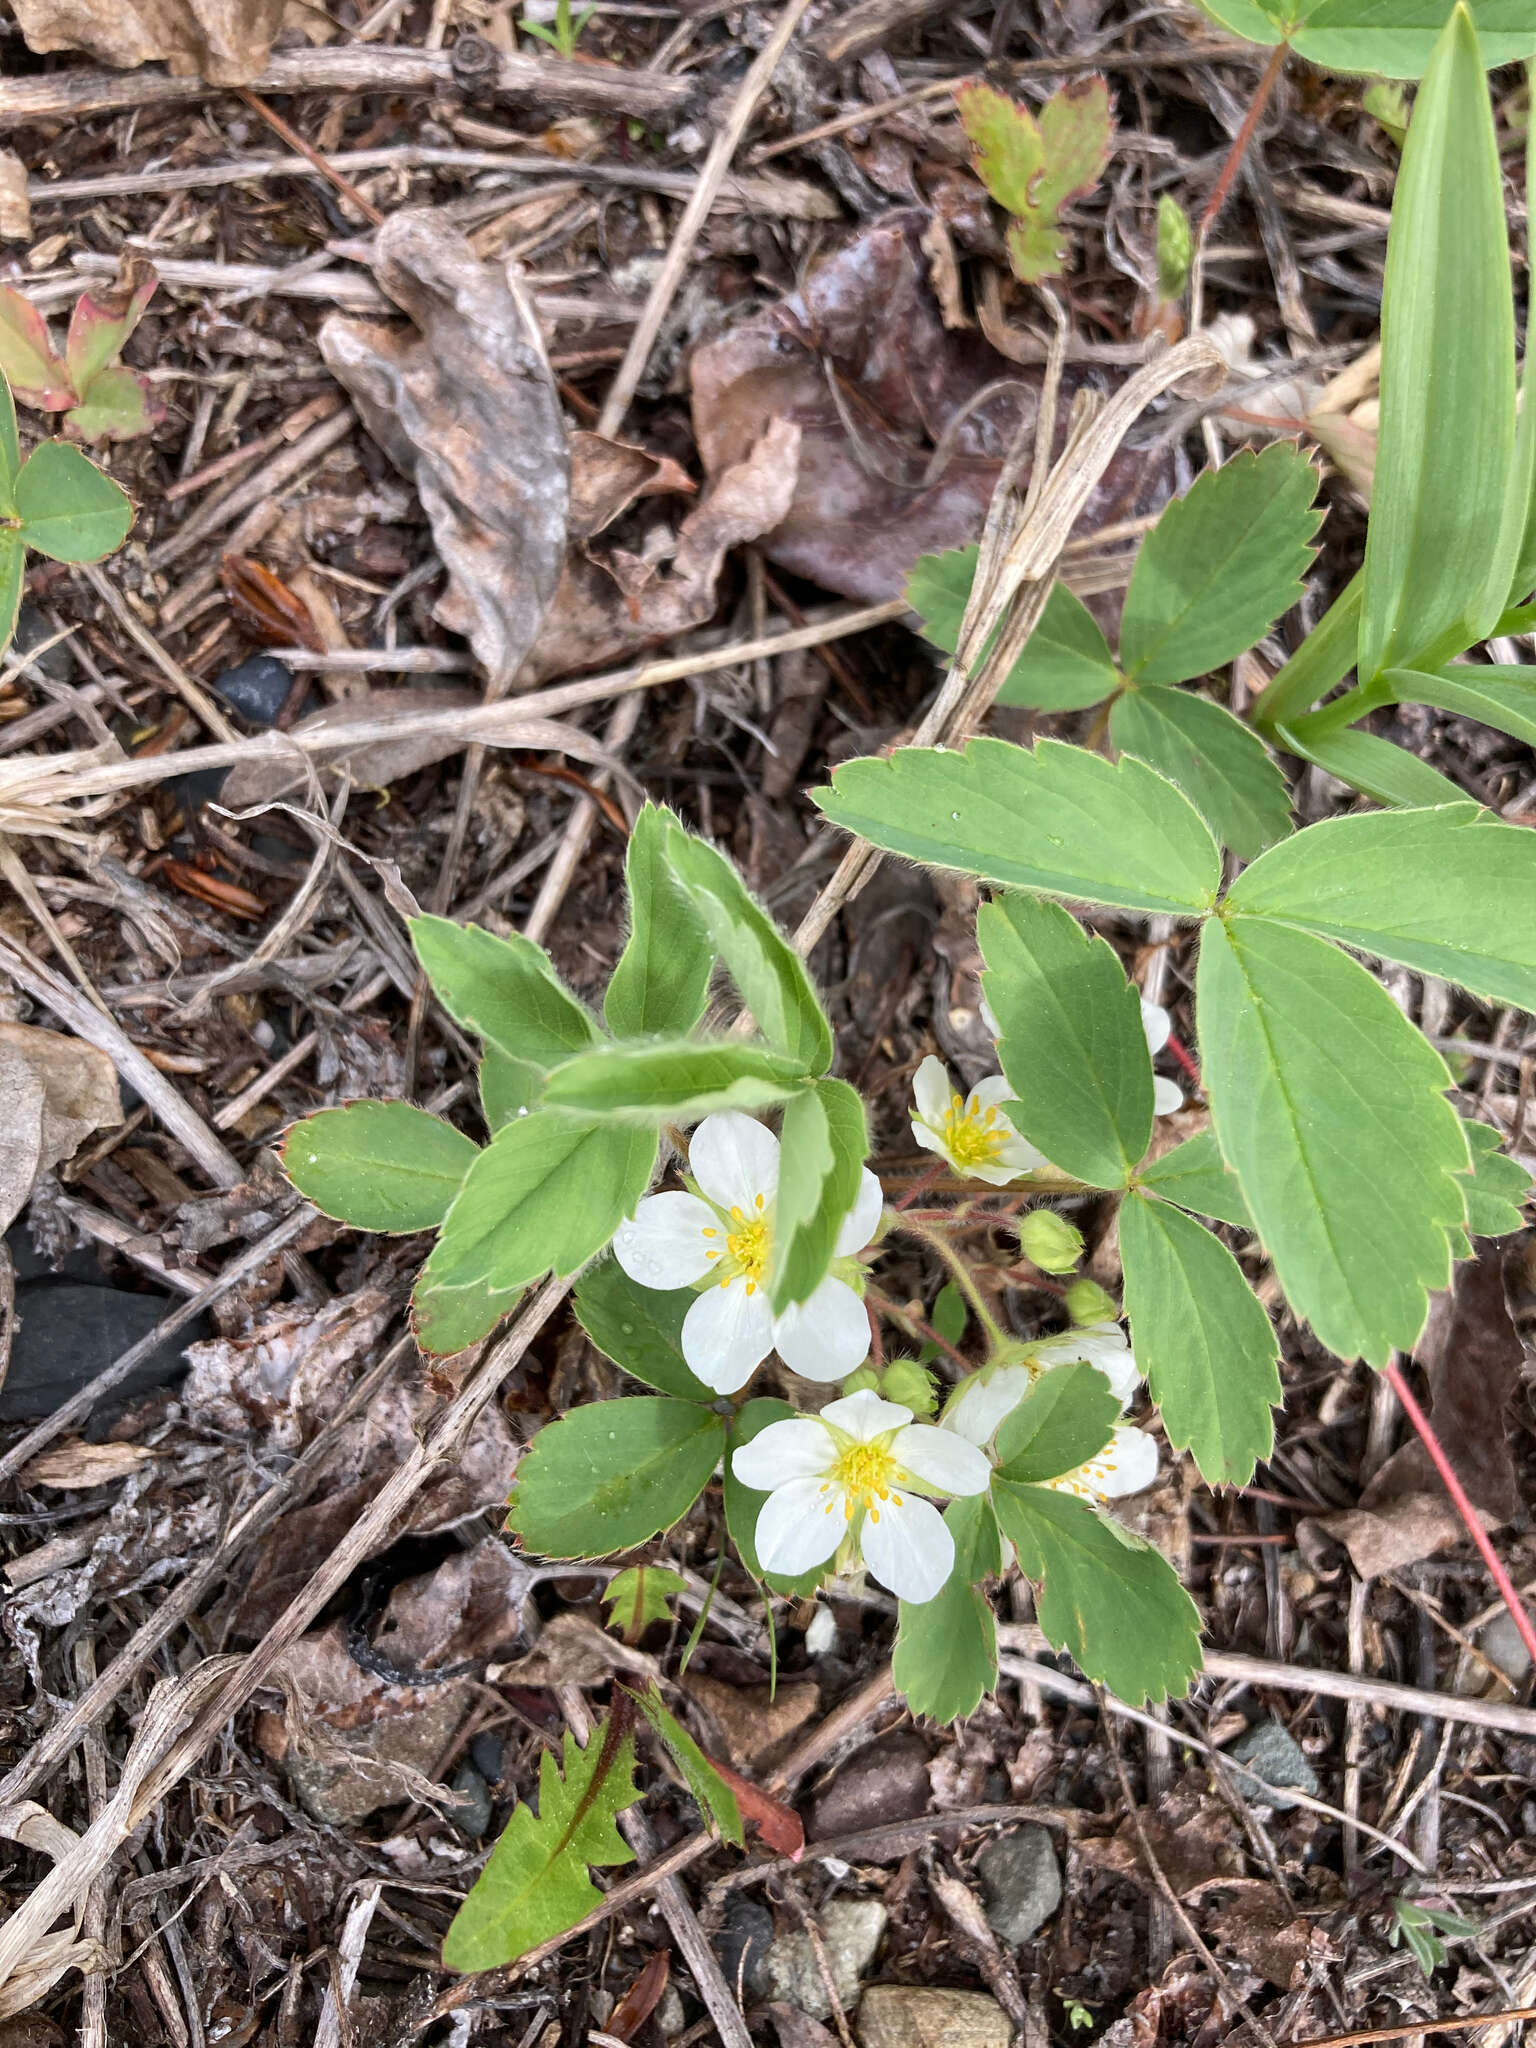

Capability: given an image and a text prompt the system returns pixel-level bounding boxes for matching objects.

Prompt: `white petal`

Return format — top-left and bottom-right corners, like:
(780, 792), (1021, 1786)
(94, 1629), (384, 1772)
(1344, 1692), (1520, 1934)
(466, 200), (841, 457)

(979, 993), (1000, 1038)
(731, 1416), (835, 1490)
(912, 1054), (953, 1127)
(859, 1493), (954, 1603)
(892, 1423), (992, 1497)
(774, 1276), (871, 1383)
(833, 1168), (884, 1256)
(1153, 1076), (1185, 1117)
(1140, 998), (1171, 1055)
(682, 1280), (775, 1395)
(1078, 1424), (1160, 1499)
(942, 1364), (1036, 1446)
(689, 1111), (779, 1213)
(612, 1192), (718, 1290)
(996, 1131), (1049, 1171)
(911, 1122), (952, 1164)
(967, 1074), (1015, 1114)
(820, 1388), (912, 1439)
(755, 1475), (847, 1576)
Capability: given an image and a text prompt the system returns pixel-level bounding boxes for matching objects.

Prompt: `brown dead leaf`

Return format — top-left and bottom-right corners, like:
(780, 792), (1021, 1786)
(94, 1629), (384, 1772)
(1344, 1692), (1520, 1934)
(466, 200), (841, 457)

(1320, 1246), (1522, 1578)
(1206, 1882), (1326, 1989)
(0, 1024), (120, 1236)
(707, 1756), (805, 1859)
(502, 1608), (658, 1690)
(690, 209), (1171, 606)
(567, 431), (694, 542)
(4, 0), (289, 80)
(320, 209), (569, 690)
(1079, 1789), (1242, 1898)
(682, 1671), (818, 1771)
(21, 1440), (154, 1490)
(182, 1285), (396, 1453)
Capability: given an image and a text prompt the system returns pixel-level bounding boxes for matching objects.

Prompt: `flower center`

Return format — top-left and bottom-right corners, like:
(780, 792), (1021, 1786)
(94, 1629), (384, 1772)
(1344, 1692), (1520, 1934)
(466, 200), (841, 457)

(825, 1437), (903, 1522)
(941, 1091), (1005, 1170)
(703, 1194), (771, 1294)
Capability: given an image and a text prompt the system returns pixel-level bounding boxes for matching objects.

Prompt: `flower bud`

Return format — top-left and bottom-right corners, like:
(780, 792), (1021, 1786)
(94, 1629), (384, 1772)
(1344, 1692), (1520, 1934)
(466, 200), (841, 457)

(1065, 1277), (1118, 1326)
(880, 1359), (938, 1417)
(1019, 1209), (1084, 1274)
(842, 1366), (880, 1396)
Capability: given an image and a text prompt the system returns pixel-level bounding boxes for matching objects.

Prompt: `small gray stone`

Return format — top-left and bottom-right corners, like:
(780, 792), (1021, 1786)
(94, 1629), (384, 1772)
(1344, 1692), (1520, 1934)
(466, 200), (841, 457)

(11, 603), (78, 684)
(760, 1898), (887, 2020)
(655, 1986), (687, 2038)
(1477, 1610), (1534, 1685)
(212, 653), (297, 727)
(716, 1896), (774, 1999)
(976, 1824), (1061, 1946)
(448, 1760), (493, 1838)
(1225, 1720), (1320, 1812)
(855, 1986), (1011, 2048)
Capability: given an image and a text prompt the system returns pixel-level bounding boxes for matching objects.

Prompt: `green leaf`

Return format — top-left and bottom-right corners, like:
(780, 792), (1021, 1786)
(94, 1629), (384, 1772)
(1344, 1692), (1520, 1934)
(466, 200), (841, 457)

(411, 1269), (522, 1357)
(906, 546), (1120, 712)
(1134, 1129), (1253, 1228)
(604, 802), (714, 1039)
(1250, 570), (1363, 733)
(0, 532), (22, 655)
(1358, 7), (1514, 681)
(661, 824), (832, 1072)
(1225, 803), (1536, 1011)
(0, 288), (71, 408)
(602, 1566), (689, 1637)
(64, 275), (155, 404)
(280, 1101), (478, 1232)
(1110, 687), (1291, 860)
(1120, 445), (1322, 688)
(1275, 718), (1468, 808)
(480, 1045), (541, 1130)
(990, 1481), (1202, 1703)
(956, 79), (1113, 284)
(507, 1396), (724, 1558)
(64, 365), (159, 444)
(0, 372), (19, 511)
(994, 1362), (1120, 1482)
(1192, 0), (1286, 45)
(1197, 915), (1467, 1363)
(1460, 1119), (1531, 1238)
(628, 1682), (743, 1846)
(410, 915), (600, 1069)
(1385, 664), (1536, 749)
(1293, 3), (1536, 79)
(769, 1077), (869, 1314)
(574, 1256), (713, 1401)
(815, 739), (1222, 917)
(979, 893), (1153, 1188)
(1119, 1192), (1280, 1487)
(541, 1037), (810, 1123)
(1156, 193), (1193, 301)
(421, 1111), (657, 1293)
(725, 1400), (826, 1595)
(442, 1717), (638, 1971)
(13, 441), (132, 563)
(892, 1494), (1001, 1724)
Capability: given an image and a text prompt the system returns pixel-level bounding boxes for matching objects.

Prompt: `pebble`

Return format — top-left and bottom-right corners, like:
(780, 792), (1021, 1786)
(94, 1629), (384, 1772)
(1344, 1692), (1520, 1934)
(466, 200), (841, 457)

(654, 1986), (687, 2037)
(759, 1898), (887, 2021)
(212, 653), (297, 727)
(448, 1760), (493, 1838)
(3, 1281), (205, 1424)
(1476, 1610), (1533, 1686)
(975, 1824), (1062, 1945)
(1225, 1720), (1320, 1812)
(715, 1896), (774, 1999)
(810, 1733), (929, 1837)
(10, 602), (78, 684)
(854, 1986), (1012, 2048)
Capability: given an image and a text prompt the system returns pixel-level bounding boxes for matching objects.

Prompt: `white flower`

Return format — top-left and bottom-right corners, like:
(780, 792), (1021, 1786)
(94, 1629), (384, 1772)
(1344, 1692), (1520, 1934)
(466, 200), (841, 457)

(910, 1055), (1046, 1185)
(1141, 998), (1185, 1117)
(731, 1388), (992, 1604)
(612, 1110), (882, 1396)
(941, 1342), (1158, 1506)
(1029, 1320), (1141, 1405)
(1049, 1423), (1160, 1501)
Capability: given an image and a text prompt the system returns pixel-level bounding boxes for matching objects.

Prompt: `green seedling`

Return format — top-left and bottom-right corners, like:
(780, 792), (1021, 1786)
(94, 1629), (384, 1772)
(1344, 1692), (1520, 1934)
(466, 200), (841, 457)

(0, 270), (162, 443)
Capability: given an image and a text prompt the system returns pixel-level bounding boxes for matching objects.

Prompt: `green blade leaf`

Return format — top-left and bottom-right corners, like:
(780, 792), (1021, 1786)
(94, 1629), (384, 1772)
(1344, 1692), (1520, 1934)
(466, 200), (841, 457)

(906, 546), (1120, 712)
(1250, 570), (1363, 733)
(602, 1566), (688, 1636)
(990, 1481), (1202, 1704)
(1292, 2), (1536, 78)
(1275, 718), (1468, 808)
(507, 1396), (725, 1558)
(574, 1256), (713, 1401)
(1460, 1119), (1531, 1238)
(1119, 1192), (1280, 1487)
(421, 1111), (657, 1293)
(410, 915), (600, 1069)
(13, 441), (132, 563)
(0, 372), (19, 511)
(994, 1362), (1120, 1482)
(1197, 915), (1467, 1363)
(661, 824), (832, 1073)
(281, 1101), (478, 1232)
(1134, 1128), (1253, 1228)
(1119, 445), (1322, 688)
(1225, 803), (1536, 1011)
(628, 1683), (743, 1846)
(769, 1076), (870, 1315)
(442, 1717), (638, 1971)
(979, 893), (1153, 1188)
(725, 1400), (827, 1595)
(604, 802), (714, 1039)
(892, 1495), (1001, 1724)
(1385, 664), (1536, 749)
(1358, 5), (1514, 680)
(542, 1037), (810, 1123)
(815, 739), (1222, 917)
(0, 532), (23, 655)
(411, 1270), (521, 1357)
(1110, 687), (1292, 859)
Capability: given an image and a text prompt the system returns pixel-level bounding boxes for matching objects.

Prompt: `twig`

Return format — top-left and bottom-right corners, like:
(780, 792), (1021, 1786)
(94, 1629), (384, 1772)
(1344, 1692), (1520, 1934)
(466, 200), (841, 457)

(1291, 2014), (1536, 2048)
(233, 87), (385, 225)
(76, 562), (236, 742)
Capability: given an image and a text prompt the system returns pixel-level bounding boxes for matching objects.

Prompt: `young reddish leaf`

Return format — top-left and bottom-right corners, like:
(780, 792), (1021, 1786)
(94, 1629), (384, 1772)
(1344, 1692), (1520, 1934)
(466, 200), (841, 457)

(64, 363), (163, 445)
(956, 79), (1045, 217)
(957, 77), (1113, 285)
(0, 288), (72, 410)
(703, 1755), (805, 1859)
(64, 270), (156, 401)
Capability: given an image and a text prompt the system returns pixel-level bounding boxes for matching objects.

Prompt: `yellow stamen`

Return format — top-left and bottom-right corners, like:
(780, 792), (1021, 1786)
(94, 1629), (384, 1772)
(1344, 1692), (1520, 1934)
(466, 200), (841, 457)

(937, 1091), (1008, 1171)
(831, 1436), (902, 1522)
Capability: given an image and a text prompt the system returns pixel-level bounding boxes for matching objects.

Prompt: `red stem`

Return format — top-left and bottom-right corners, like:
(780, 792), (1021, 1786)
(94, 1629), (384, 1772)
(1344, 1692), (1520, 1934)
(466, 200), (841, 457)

(1384, 1357), (1536, 1672)
(1199, 38), (1289, 235)
(1166, 1030), (1203, 1089)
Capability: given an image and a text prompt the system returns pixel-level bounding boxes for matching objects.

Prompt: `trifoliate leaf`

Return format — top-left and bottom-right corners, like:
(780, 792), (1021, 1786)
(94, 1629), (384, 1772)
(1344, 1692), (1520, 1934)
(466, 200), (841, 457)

(994, 1363), (1119, 1483)
(1194, 0), (1536, 76)
(1110, 686), (1292, 858)
(410, 915), (600, 1069)
(957, 77), (1113, 283)
(604, 802), (714, 1039)
(281, 1101), (478, 1232)
(602, 1567), (689, 1638)
(979, 893), (1153, 1188)
(905, 546), (1119, 711)
(1133, 1129), (1253, 1229)
(0, 287), (72, 408)
(411, 1269), (522, 1357)
(507, 1397), (724, 1558)
(892, 1495), (1001, 1724)
(815, 739), (1222, 917)
(770, 1077), (869, 1314)
(1197, 915), (1467, 1364)
(1119, 1192), (1280, 1487)
(14, 441), (132, 563)
(574, 1257), (713, 1402)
